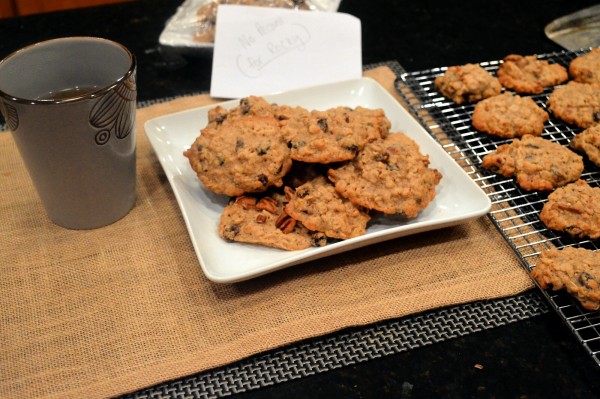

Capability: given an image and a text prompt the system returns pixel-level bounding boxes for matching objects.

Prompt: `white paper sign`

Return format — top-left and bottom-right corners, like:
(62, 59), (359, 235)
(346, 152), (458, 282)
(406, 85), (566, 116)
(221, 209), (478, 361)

(210, 5), (362, 98)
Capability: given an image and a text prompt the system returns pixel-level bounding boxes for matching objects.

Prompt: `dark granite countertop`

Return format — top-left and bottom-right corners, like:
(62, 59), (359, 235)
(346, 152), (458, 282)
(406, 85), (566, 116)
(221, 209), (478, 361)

(1, 1), (600, 398)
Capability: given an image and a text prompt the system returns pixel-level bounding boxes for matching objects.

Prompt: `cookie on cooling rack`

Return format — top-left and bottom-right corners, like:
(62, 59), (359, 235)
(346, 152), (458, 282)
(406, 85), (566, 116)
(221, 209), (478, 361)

(497, 54), (568, 94)
(539, 179), (600, 240)
(547, 81), (600, 129)
(481, 135), (583, 191)
(531, 247), (600, 311)
(184, 114), (292, 197)
(569, 48), (600, 84)
(284, 176), (371, 240)
(219, 192), (327, 251)
(434, 63), (502, 105)
(327, 132), (442, 217)
(570, 124), (600, 167)
(472, 92), (549, 138)
(279, 106), (391, 164)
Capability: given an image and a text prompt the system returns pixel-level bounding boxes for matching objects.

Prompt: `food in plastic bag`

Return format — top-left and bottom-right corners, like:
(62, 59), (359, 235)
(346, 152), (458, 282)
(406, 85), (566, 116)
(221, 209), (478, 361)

(159, 0), (341, 49)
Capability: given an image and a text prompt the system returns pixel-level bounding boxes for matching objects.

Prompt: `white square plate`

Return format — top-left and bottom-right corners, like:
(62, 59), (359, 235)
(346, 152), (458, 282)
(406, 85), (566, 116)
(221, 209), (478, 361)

(144, 78), (491, 283)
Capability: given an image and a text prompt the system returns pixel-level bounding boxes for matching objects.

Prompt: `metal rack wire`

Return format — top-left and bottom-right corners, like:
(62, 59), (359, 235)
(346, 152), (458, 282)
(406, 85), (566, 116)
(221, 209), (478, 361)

(395, 49), (600, 368)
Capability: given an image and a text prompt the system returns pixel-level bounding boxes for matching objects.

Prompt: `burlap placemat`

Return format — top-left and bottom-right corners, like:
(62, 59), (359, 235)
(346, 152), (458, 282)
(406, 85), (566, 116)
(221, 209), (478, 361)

(0, 67), (533, 399)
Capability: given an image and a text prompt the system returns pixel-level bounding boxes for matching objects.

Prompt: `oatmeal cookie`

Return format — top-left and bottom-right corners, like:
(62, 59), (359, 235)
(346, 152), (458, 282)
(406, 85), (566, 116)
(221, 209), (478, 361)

(206, 96), (280, 128)
(327, 133), (442, 217)
(547, 81), (600, 129)
(279, 106), (391, 163)
(531, 247), (600, 311)
(472, 92), (549, 138)
(184, 115), (292, 196)
(497, 54), (568, 94)
(570, 124), (600, 167)
(569, 48), (600, 84)
(218, 192), (327, 251)
(284, 176), (371, 240)
(434, 63), (502, 104)
(481, 135), (583, 191)
(539, 179), (600, 239)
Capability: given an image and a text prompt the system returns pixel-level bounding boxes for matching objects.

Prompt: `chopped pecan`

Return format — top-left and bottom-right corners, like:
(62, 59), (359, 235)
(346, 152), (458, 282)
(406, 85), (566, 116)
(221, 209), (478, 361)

(275, 212), (296, 234)
(255, 214), (267, 224)
(235, 196), (257, 210)
(256, 197), (278, 213)
(284, 186), (295, 201)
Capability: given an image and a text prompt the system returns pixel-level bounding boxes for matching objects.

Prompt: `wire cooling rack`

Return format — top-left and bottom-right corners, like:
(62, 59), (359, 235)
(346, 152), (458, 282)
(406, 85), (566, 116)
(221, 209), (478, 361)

(395, 49), (600, 368)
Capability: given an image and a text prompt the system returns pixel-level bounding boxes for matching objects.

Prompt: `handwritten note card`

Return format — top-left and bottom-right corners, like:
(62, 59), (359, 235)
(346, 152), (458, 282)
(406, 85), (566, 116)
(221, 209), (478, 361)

(210, 5), (362, 98)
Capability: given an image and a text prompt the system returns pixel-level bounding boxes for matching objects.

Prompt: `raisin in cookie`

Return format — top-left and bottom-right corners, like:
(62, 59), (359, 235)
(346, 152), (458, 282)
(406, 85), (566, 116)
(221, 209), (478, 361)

(279, 106), (391, 163)
(184, 115), (292, 196)
(434, 63), (502, 105)
(569, 48), (600, 84)
(540, 180), (600, 239)
(497, 54), (568, 94)
(531, 247), (600, 311)
(219, 193), (327, 251)
(481, 135), (583, 191)
(570, 124), (600, 167)
(472, 92), (549, 138)
(327, 133), (442, 217)
(547, 81), (600, 129)
(285, 176), (371, 240)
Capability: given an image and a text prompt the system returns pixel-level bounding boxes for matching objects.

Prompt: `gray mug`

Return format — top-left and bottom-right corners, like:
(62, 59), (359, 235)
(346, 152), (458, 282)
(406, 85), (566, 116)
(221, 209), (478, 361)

(0, 37), (137, 229)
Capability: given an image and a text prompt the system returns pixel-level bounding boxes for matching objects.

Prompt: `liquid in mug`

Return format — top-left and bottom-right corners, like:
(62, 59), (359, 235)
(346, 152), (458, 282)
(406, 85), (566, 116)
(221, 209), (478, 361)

(35, 86), (99, 100)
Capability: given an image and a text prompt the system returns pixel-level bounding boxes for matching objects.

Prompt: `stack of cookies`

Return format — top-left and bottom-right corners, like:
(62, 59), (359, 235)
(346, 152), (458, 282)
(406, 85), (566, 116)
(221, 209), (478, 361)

(184, 96), (442, 251)
(435, 49), (600, 311)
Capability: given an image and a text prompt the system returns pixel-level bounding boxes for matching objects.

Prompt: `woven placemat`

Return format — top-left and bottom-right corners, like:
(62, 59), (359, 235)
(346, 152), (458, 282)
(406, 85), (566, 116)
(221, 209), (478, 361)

(0, 63), (534, 399)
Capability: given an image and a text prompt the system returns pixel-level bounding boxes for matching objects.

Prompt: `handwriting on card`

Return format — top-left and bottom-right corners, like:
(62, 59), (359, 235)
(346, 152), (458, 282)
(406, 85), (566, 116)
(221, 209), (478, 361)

(235, 17), (311, 78)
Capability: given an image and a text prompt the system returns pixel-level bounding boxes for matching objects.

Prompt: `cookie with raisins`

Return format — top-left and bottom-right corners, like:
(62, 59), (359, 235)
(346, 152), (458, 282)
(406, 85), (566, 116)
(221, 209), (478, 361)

(327, 133), (442, 217)
(547, 81), (600, 129)
(532, 247), (600, 311)
(184, 114), (292, 196)
(218, 192), (326, 251)
(472, 92), (549, 138)
(434, 63), (502, 104)
(285, 176), (371, 240)
(569, 48), (600, 84)
(540, 179), (600, 239)
(570, 124), (600, 167)
(497, 54), (567, 94)
(279, 106), (390, 163)
(481, 135), (583, 191)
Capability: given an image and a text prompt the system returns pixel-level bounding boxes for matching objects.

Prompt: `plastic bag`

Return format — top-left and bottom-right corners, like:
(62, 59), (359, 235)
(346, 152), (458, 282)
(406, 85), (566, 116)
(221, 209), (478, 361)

(159, 0), (342, 50)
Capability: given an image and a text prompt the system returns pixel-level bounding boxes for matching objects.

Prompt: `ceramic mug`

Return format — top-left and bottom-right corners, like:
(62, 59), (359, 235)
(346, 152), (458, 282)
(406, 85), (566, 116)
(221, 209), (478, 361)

(0, 37), (137, 229)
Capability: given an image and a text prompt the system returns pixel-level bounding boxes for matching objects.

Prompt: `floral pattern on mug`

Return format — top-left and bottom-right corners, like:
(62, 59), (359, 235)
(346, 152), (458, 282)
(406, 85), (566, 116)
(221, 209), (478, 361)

(0, 99), (18, 131)
(89, 71), (136, 145)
